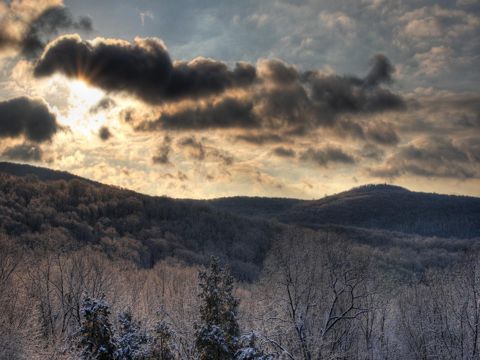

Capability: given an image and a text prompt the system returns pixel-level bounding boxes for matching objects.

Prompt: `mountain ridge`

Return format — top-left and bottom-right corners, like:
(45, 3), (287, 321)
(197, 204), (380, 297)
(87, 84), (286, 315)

(1, 161), (479, 239)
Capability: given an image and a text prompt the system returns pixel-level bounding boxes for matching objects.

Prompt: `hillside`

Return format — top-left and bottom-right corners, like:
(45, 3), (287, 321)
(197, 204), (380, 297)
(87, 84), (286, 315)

(0, 162), (102, 185)
(0, 165), (281, 280)
(209, 184), (480, 239)
(1, 161), (479, 273)
(2, 162), (480, 241)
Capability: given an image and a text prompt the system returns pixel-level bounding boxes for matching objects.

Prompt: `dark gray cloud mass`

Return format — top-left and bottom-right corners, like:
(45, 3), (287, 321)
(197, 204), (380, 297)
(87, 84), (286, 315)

(370, 137), (480, 179)
(0, 96), (58, 142)
(0, 5), (92, 58)
(273, 146), (296, 158)
(34, 35), (256, 103)
(1, 143), (43, 162)
(22, 6), (92, 58)
(139, 98), (258, 131)
(235, 133), (285, 145)
(300, 146), (355, 167)
(35, 35), (405, 135)
(98, 126), (112, 141)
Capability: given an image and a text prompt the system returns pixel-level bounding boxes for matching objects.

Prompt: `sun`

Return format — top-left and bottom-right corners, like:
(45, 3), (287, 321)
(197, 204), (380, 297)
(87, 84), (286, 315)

(68, 80), (104, 105)
(61, 80), (107, 136)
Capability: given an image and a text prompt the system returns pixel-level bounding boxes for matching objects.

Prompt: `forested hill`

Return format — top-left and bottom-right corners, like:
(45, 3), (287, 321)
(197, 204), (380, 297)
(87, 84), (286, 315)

(1, 161), (480, 248)
(0, 162), (101, 185)
(208, 185), (480, 239)
(0, 163), (281, 280)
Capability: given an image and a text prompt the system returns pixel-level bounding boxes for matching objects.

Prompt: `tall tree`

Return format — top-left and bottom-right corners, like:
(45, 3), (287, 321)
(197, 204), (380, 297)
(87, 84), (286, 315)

(195, 257), (240, 360)
(78, 296), (116, 360)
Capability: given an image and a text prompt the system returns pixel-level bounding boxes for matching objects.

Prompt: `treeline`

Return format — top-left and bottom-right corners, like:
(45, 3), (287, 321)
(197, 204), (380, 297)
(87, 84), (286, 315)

(1, 172), (478, 283)
(0, 173), (280, 280)
(3, 230), (480, 359)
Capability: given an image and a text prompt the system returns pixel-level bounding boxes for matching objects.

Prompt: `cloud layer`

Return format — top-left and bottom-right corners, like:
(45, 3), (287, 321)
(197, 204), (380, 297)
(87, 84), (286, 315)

(34, 35), (256, 103)
(0, 96), (58, 142)
(0, 3), (92, 59)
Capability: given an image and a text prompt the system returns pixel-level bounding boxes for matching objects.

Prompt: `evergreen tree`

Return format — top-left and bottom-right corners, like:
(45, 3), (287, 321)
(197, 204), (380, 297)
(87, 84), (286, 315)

(115, 310), (150, 360)
(235, 332), (272, 360)
(78, 296), (117, 360)
(195, 257), (240, 360)
(150, 321), (176, 360)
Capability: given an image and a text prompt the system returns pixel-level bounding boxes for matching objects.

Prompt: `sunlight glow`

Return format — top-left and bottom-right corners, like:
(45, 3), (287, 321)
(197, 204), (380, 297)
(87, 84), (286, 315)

(61, 80), (106, 136)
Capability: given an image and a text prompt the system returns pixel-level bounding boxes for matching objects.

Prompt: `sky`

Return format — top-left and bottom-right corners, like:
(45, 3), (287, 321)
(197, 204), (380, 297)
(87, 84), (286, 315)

(0, 0), (479, 199)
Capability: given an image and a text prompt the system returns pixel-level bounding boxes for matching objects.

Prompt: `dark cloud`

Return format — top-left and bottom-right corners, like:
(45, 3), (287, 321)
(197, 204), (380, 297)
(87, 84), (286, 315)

(0, 5), (92, 58)
(273, 146), (296, 158)
(300, 146), (355, 167)
(363, 54), (395, 88)
(98, 126), (112, 141)
(139, 97), (258, 131)
(135, 55), (404, 133)
(0, 96), (58, 142)
(22, 6), (92, 58)
(34, 35), (256, 103)
(370, 137), (480, 179)
(89, 97), (116, 114)
(35, 35), (405, 137)
(152, 135), (172, 164)
(235, 133), (285, 145)
(360, 144), (385, 161)
(177, 136), (234, 165)
(302, 55), (405, 119)
(258, 59), (299, 86)
(1, 143), (43, 162)
(366, 122), (399, 145)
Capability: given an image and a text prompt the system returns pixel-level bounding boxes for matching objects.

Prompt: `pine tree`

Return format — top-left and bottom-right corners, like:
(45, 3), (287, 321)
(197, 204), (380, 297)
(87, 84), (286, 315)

(150, 321), (175, 360)
(235, 332), (272, 360)
(115, 310), (150, 360)
(195, 257), (240, 360)
(78, 296), (117, 360)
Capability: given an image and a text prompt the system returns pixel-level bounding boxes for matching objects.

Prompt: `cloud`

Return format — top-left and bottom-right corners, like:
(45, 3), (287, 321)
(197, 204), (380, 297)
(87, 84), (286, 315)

(363, 54), (395, 88)
(273, 146), (296, 158)
(1, 143), (43, 161)
(34, 35), (405, 148)
(300, 146), (355, 167)
(370, 136), (480, 179)
(0, 3), (92, 58)
(399, 5), (479, 40)
(235, 133), (285, 145)
(177, 136), (234, 165)
(22, 6), (92, 58)
(139, 97), (258, 130)
(34, 35), (256, 103)
(131, 53), (404, 135)
(365, 121), (399, 145)
(414, 46), (453, 76)
(152, 135), (172, 164)
(98, 126), (112, 141)
(0, 96), (58, 142)
(177, 136), (206, 160)
(89, 97), (116, 114)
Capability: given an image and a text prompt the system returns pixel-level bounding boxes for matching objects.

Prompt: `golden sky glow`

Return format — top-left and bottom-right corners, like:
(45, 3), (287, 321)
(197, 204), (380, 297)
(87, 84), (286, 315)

(0, 0), (479, 199)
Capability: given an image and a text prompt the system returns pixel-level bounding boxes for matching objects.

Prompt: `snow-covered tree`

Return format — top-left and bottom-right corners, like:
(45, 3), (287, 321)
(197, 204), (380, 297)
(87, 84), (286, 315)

(115, 310), (150, 360)
(78, 296), (117, 360)
(235, 332), (272, 360)
(150, 321), (176, 360)
(195, 257), (240, 360)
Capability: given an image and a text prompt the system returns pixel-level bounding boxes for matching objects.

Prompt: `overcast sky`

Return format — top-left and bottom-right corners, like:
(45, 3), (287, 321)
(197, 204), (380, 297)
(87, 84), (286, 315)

(0, 0), (479, 198)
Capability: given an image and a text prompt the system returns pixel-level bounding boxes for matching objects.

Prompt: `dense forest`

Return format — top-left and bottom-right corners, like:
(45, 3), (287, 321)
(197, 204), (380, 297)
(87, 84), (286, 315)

(1, 162), (480, 359)
(207, 184), (480, 239)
